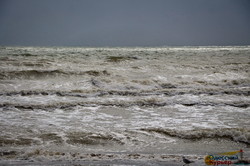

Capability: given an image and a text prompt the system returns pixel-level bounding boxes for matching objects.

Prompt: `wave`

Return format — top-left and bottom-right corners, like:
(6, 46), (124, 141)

(106, 56), (138, 62)
(10, 53), (38, 57)
(0, 136), (38, 146)
(0, 85), (249, 97)
(5, 128), (249, 148)
(1, 100), (249, 110)
(0, 132), (123, 147)
(66, 132), (124, 145)
(0, 89), (249, 109)
(0, 69), (110, 79)
(140, 128), (250, 145)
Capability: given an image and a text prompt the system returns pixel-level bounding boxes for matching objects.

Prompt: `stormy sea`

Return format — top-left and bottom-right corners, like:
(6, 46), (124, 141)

(0, 46), (249, 165)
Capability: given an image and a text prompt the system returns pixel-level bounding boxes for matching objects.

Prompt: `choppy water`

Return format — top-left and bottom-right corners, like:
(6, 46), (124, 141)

(0, 46), (249, 162)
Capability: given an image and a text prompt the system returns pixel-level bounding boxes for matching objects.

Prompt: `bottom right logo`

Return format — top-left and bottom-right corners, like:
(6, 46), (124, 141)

(204, 149), (250, 165)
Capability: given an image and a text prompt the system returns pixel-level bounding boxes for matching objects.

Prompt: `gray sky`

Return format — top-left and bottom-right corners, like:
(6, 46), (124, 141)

(0, 0), (250, 47)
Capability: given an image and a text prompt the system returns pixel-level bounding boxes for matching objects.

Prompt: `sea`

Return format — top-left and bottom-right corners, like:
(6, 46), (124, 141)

(0, 46), (249, 165)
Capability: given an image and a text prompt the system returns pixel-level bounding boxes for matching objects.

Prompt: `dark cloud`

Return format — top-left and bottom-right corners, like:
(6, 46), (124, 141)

(0, 0), (249, 46)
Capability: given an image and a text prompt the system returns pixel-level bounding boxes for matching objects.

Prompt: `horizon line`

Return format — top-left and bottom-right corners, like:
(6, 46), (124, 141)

(1, 45), (250, 48)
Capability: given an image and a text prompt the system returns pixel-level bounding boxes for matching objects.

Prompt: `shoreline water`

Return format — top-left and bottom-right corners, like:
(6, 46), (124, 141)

(1, 148), (249, 165)
(1, 152), (249, 166)
(0, 153), (204, 166)
(0, 160), (183, 166)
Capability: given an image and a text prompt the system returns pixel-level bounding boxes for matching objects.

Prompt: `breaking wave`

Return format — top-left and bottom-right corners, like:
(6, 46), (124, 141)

(0, 70), (110, 79)
(0, 88), (249, 109)
(66, 132), (124, 145)
(141, 128), (250, 145)
(0, 132), (123, 147)
(1, 97), (249, 109)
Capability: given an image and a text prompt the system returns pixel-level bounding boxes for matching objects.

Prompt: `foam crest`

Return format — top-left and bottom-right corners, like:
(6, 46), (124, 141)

(141, 128), (250, 144)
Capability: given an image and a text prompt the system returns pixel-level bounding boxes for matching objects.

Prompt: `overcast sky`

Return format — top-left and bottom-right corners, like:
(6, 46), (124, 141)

(0, 0), (250, 47)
